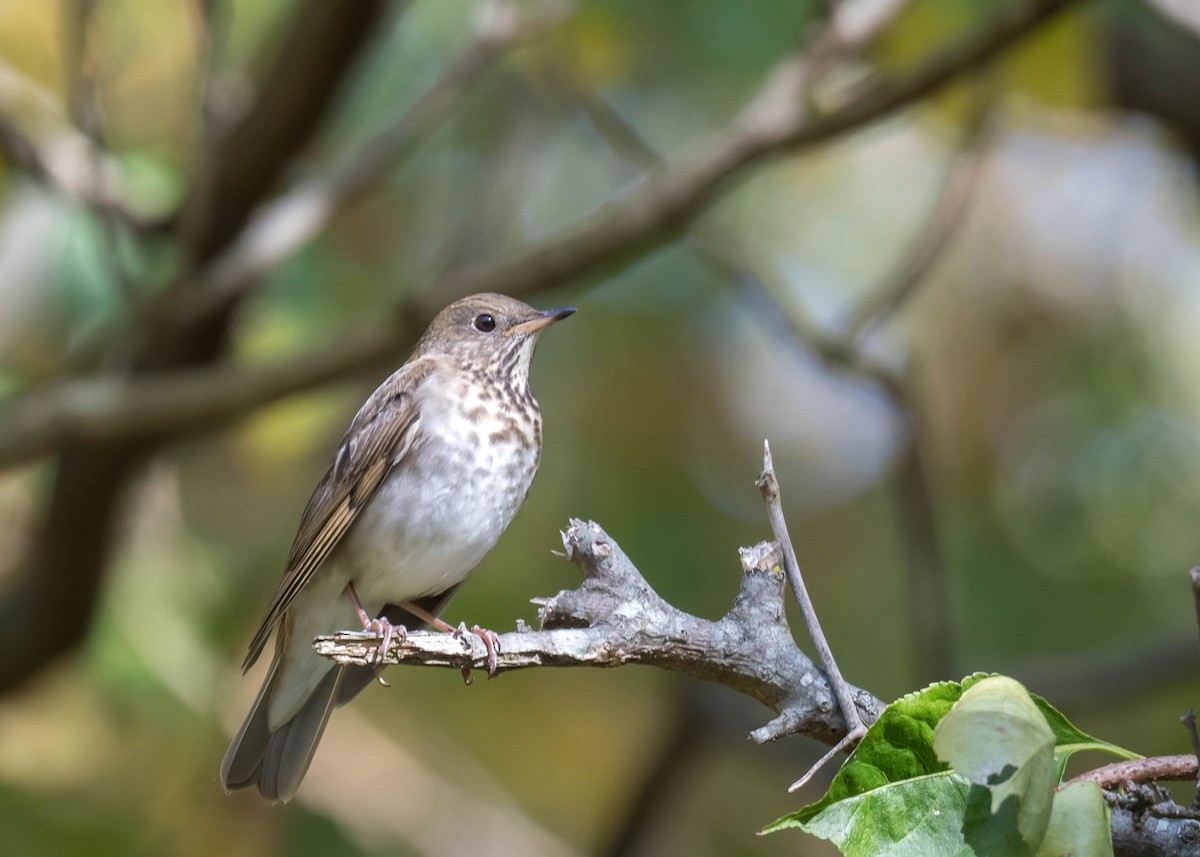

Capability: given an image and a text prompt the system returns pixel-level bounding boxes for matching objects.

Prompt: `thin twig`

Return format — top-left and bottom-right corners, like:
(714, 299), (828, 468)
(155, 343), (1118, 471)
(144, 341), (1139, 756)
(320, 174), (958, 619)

(1069, 755), (1199, 790)
(756, 440), (868, 787)
(1183, 708), (1200, 808)
(788, 732), (861, 793)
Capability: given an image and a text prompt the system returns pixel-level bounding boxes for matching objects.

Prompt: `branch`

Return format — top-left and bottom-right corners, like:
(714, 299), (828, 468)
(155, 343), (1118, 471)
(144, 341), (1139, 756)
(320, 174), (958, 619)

(0, 0), (394, 695)
(0, 0), (1081, 470)
(0, 311), (419, 469)
(1111, 804), (1200, 857)
(175, 0), (392, 266)
(316, 519), (884, 748)
(171, 0), (572, 329)
(438, 0), (1087, 300)
(757, 440), (867, 789)
(1072, 755), (1199, 790)
(0, 64), (160, 230)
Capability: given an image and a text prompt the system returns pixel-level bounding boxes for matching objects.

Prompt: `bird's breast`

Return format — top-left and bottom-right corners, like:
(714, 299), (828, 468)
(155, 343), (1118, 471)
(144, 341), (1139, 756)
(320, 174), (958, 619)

(336, 377), (542, 604)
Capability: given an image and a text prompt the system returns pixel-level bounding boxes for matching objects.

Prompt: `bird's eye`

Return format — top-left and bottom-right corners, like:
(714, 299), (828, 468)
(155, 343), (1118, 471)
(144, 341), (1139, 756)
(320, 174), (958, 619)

(473, 313), (497, 333)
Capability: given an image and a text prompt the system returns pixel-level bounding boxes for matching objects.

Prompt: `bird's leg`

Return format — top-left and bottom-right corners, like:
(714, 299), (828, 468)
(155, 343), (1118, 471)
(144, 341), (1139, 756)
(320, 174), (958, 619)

(395, 600), (500, 682)
(345, 582), (406, 672)
(395, 599), (457, 632)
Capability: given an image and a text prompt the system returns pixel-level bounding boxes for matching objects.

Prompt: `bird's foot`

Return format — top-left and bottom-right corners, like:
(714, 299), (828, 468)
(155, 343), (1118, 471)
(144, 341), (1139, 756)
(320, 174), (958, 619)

(363, 616), (407, 667)
(345, 582), (406, 669)
(455, 622), (500, 683)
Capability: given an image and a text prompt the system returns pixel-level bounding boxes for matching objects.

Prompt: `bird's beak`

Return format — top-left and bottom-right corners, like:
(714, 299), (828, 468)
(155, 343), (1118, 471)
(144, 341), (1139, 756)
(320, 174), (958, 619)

(504, 306), (576, 337)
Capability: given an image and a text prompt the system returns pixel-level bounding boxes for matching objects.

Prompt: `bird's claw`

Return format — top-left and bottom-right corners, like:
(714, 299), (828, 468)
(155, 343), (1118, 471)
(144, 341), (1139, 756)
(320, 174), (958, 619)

(454, 621), (500, 681)
(362, 616), (407, 667)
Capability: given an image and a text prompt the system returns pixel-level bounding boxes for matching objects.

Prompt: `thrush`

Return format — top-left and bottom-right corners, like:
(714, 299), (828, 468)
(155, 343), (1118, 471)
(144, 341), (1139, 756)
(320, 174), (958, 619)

(221, 292), (573, 802)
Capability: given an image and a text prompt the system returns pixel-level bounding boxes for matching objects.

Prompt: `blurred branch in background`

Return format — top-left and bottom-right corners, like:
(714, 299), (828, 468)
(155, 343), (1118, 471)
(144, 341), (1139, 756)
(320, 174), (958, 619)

(729, 86), (997, 685)
(0, 0), (1083, 474)
(1143, 0), (1200, 38)
(0, 0), (392, 694)
(841, 88), (995, 339)
(166, 0), (573, 332)
(0, 63), (159, 231)
(0, 317), (416, 468)
(438, 0), (1086, 301)
(173, 1), (394, 269)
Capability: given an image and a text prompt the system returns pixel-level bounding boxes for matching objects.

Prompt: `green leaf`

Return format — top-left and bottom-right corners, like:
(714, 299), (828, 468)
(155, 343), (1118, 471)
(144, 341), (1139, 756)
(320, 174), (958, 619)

(765, 674), (1132, 856)
(791, 771), (976, 857)
(1036, 781), (1114, 857)
(934, 676), (1056, 856)
(764, 679), (972, 853)
(1027, 692), (1141, 780)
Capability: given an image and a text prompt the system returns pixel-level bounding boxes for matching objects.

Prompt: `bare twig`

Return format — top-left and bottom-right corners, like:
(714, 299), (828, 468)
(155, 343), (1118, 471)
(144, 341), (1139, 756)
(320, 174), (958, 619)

(316, 519), (884, 748)
(1184, 709), (1200, 808)
(1070, 755), (1199, 790)
(756, 441), (868, 789)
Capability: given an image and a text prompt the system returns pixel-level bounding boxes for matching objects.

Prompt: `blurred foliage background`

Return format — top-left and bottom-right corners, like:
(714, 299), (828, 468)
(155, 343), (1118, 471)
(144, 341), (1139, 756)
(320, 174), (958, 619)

(0, 0), (1198, 855)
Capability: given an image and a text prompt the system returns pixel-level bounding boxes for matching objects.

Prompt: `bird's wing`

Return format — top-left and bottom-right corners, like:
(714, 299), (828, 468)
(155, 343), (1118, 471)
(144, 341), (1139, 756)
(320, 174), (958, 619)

(241, 364), (429, 671)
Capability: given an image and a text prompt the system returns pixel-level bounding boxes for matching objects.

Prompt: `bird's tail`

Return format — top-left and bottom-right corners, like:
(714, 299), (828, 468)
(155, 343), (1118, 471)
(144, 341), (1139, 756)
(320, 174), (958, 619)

(220, 651), (345, 803)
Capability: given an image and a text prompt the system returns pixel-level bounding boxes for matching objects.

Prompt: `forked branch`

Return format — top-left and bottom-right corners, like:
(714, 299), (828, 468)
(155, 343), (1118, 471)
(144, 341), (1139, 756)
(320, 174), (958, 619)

(317, 518), (883, 749)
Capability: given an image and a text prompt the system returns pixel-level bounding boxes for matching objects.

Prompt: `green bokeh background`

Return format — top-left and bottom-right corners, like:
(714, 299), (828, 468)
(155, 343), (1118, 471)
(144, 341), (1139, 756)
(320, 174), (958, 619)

(0, 1), (1197, 855)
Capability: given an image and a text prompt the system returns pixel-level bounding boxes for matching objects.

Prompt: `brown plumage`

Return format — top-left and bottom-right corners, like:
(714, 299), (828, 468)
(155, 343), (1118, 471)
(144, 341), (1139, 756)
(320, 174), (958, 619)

(221, 293), (573, 801)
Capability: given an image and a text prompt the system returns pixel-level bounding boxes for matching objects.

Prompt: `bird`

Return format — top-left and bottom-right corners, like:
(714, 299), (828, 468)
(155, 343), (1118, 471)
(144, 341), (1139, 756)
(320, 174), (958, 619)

(221, 292), (574, 802)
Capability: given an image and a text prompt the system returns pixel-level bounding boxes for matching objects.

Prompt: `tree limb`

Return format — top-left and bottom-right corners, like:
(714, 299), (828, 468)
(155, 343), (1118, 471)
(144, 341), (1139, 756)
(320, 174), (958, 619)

(317, 519), (884, 748)
(169, 0), (572, 330)
(175, 0), (393, 266)
(0, 0), (393, 695)
(0, 0), (1084, 471)
(438, 0), (1087, 300)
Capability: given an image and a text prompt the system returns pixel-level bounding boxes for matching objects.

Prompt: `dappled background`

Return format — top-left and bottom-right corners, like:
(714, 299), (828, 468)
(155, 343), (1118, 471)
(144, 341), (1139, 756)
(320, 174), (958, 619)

(0, 0), (1198, 855)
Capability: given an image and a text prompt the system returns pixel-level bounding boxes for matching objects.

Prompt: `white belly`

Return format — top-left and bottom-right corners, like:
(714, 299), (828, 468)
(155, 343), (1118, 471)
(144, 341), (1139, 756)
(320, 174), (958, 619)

(269, 376), (541, 726)
(331, 376), (541, 605)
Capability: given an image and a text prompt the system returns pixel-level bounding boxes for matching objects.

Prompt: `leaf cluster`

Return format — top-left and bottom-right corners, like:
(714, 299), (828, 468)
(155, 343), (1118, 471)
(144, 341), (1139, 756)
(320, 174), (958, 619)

(767, 674), (1139, 856)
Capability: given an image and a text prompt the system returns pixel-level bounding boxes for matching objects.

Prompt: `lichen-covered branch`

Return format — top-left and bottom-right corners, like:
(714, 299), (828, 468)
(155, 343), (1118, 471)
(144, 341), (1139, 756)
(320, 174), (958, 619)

(316, 519), (884, 748)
